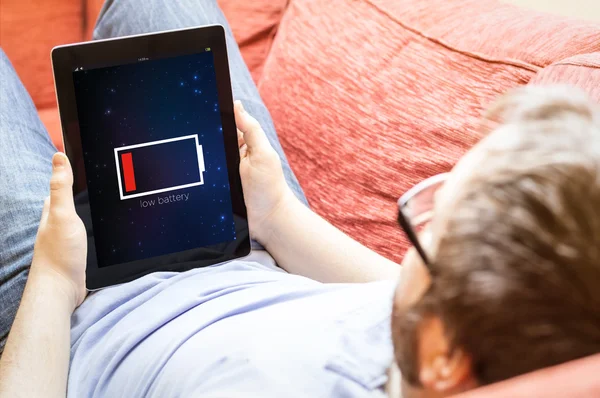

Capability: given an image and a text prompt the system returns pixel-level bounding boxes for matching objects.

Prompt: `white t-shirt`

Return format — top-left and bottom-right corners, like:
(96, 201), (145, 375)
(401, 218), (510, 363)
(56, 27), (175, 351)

(68, 251), (396, 397)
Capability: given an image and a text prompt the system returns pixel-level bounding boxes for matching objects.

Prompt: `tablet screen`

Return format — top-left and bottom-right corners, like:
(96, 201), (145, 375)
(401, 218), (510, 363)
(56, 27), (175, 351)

(72, 50), (236, 268)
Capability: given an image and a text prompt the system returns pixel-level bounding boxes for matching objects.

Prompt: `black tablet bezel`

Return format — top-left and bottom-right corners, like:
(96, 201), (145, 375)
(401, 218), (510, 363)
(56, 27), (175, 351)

(52, 25), (250, 289)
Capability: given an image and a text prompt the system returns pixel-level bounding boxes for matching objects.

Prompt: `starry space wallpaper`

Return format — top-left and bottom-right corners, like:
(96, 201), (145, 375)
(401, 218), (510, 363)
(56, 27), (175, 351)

(73, 51), (236, 268)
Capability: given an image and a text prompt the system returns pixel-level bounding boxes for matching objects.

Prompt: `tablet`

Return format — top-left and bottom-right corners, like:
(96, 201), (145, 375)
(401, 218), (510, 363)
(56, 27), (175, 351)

(52, 25), (250, 289)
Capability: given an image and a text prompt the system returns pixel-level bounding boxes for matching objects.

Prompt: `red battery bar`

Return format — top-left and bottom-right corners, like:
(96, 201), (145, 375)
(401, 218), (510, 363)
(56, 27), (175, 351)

(120, 152), (137, 192)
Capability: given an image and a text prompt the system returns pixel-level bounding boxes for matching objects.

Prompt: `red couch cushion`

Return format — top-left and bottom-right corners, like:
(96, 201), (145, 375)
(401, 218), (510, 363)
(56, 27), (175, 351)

(258, 0), (600, 262)
(529, 52), (600, 102)
(0, 0), (83, 110)
(452, 353), (600, 398)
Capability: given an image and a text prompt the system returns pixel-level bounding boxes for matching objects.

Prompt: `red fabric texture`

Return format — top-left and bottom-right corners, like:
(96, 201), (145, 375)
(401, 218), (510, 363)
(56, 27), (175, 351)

(258, 0), (600, 262)
(529, 52), (600, 103)
(0, 0), (83, 110)
(452, 353), (600, 398)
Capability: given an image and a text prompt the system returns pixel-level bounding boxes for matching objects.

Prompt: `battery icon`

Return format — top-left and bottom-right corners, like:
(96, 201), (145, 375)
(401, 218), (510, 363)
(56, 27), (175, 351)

(114, 134), (205, 200)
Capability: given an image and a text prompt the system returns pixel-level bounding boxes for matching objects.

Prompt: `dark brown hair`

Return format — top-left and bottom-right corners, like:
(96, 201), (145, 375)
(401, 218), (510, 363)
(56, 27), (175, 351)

(396, 86), (600, 386)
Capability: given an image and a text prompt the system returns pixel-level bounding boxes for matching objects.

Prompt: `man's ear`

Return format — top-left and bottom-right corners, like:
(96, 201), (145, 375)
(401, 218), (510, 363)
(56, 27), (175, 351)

(418, 316), (476, 393)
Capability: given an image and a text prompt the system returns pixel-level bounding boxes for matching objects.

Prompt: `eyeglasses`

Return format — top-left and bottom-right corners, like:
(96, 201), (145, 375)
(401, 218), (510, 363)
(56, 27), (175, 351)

(397, 173), (449, 269)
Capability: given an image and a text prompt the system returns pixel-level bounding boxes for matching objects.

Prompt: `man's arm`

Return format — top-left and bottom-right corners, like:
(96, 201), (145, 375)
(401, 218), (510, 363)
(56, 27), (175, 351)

(235, 102), (401, 283)
(262, 194), (401, 283)
(0, 153), (87, 398)
(0, 270), (75, 398)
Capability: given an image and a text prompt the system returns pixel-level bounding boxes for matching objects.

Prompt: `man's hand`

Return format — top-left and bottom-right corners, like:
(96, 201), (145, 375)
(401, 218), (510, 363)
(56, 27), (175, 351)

(235, 101), (297, 244)
(31, 152), (87, 311)
(234, 101), (400, 282)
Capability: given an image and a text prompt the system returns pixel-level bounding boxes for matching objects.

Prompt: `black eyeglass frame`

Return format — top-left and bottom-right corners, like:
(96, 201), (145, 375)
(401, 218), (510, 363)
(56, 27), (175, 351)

(396, 173), (449, 269)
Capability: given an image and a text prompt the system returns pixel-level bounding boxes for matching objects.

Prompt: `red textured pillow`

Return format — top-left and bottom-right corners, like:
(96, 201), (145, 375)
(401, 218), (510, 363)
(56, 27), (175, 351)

(258, 0), (600, 262)
(0, 0), (83, 109)
(529, 52), (600, 103)
(453, 353), (600, 398)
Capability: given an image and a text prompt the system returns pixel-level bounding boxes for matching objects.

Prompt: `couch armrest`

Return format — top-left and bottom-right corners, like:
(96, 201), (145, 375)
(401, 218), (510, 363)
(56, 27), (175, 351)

(452, 353), (600, 398)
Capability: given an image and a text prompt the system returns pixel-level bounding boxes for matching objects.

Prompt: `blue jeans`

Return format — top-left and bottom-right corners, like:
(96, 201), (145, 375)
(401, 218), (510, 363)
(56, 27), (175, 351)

(0, 0), (306, 353)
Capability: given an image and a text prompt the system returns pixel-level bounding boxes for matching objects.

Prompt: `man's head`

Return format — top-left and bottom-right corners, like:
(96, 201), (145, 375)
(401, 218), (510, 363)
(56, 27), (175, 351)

(391, 86), (600, 397)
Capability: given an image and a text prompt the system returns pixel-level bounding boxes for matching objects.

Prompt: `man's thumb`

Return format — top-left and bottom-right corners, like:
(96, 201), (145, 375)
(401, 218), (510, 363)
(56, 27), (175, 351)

(234, 100), (268, 150)
(49, 153), (75, 215)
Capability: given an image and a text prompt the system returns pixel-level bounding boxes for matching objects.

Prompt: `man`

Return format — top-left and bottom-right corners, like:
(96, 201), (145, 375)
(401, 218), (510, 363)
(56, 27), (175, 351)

(0, 1), (599, 398)
(390, 86), (600, 396)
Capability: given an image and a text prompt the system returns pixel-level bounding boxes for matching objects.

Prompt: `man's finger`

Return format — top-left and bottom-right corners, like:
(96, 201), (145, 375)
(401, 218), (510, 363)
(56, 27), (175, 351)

(49, 153), (75, 215)
(234, 100), (268, 150)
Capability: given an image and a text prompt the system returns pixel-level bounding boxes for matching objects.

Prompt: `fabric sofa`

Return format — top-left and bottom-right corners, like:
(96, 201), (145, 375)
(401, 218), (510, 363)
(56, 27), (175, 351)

(1, 0), (599, 396)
